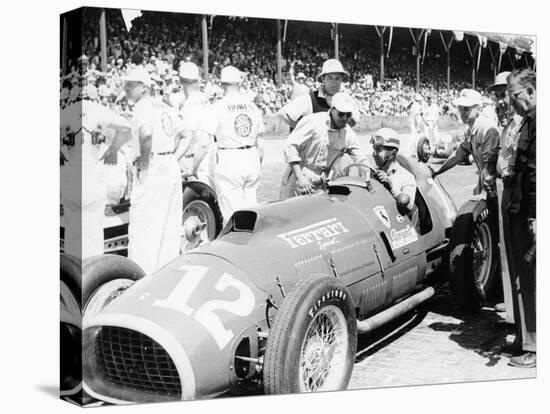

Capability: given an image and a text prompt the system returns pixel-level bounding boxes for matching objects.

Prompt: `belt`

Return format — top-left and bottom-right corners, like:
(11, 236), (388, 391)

(218, 145), (255, 150)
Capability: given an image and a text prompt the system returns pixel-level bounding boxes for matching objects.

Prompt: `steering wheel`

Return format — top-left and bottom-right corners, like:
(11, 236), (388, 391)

(340, 163), (376, 179)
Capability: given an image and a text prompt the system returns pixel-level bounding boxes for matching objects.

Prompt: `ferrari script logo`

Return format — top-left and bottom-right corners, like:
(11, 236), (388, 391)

(277, 218), (350, 249)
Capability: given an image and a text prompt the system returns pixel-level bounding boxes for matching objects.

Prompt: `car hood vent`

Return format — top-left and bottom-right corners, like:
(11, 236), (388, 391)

(228, 210), (257, 233)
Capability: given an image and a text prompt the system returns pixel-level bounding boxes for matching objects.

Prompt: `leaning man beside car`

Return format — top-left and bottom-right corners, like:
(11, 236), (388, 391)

(280, 92), (367, 198)
(434, 89), (500, 198)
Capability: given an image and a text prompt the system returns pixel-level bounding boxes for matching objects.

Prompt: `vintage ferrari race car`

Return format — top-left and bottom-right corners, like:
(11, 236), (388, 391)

(60, 155), (500, 403)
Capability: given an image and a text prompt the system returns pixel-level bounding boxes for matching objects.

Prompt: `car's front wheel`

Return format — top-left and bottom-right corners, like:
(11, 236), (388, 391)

(82, 254), (145, 319)
(449, 199), (499, 312)
(263, 275), (357, 394)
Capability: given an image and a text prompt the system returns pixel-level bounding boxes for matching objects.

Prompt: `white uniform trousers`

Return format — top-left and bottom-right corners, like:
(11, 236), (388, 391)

(128, 154), (182, 275)
(61, 161), (106, 259)
(214, 147), (260, 225)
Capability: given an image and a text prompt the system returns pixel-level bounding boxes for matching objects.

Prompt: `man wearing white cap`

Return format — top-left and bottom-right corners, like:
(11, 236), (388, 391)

(279, 59), (357, 130)
(60, 98), (131, 259)
(124, 66), (184, 274)
(174, 62), (215, 189)
(289, 61), (309, 99)
(199, 65), (265, 224)
(408, 94), (425, 154)
(281, 92), (367, 198)
(434, 88), (500, 198)
(371, 128), (416, 211)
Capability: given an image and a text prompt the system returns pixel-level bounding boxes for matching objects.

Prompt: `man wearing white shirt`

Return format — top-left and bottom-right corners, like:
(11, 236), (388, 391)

(199, 66), (265, 224)
(280, 92), (367, 198)
(124, 67), (184, 274)
(174, 62), (215, 189)
(61, 99), (131, 259)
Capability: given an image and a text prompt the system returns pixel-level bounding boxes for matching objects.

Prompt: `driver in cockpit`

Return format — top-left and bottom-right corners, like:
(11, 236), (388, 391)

(371, 128), (417, 212)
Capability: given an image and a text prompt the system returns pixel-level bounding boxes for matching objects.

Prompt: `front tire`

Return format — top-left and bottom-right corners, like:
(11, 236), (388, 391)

(449, 200), (499, 312)
(82, 255), (145, 317)
(263, 275), (357, 394)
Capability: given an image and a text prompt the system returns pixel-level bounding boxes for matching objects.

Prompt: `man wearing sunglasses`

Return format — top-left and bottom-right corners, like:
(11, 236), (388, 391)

(504, 68), (536, 368)
(371, 128), (416, 211)
(281, 92), (367, 198)
(434, 89), (500, 200)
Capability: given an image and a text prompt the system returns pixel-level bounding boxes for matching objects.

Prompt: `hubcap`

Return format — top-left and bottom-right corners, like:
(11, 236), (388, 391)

(84, 279), (134, 323)
(181, 200), (216, 251)
(299, 305), (349, 392)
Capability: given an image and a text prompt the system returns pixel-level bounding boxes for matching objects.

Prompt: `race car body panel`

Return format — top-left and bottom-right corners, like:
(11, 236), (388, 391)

(84, 253), (268, 401)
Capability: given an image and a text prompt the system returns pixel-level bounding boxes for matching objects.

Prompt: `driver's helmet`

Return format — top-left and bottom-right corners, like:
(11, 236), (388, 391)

(371, 127), (400, 150)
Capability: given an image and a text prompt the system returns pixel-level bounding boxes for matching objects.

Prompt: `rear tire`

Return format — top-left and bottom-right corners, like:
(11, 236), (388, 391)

(449, 200), (499, 312)
(417, 136), (431, 163)
(181, 181), (224, 243)
(263, 275), (357, 394)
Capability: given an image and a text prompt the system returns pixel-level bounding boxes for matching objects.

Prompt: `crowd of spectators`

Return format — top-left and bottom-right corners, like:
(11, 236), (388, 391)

(62, 9), (500, 118)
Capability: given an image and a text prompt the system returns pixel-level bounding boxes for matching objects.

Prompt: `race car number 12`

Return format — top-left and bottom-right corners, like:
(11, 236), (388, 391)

(153, 265), (255, 350)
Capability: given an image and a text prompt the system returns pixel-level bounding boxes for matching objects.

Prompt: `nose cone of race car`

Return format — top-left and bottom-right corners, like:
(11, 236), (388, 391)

(82, 253), (267, 403)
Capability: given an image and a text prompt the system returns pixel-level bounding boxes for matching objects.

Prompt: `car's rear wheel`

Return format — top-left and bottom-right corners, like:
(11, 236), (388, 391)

(181, 181), (224, 251)
(417, 136), (431, 163)
(263, 275), (357, 394)
(449, 200), (499, 312)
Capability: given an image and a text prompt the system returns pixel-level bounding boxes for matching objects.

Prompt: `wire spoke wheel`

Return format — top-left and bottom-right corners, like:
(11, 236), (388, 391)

(472, 222), (492, 290)
(449, 200), (498, 311)
(263, 275), (357, 395)
(299, 305), (349, 392)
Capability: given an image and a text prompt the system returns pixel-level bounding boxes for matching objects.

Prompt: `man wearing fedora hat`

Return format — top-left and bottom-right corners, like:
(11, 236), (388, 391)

(199, 65), (265, 225)
(280, 91), (367, 198)
(124, 66), (184, 274)
(279, 59), (357, 131)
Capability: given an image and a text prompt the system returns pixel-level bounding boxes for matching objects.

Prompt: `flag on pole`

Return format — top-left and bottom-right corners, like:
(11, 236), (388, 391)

(331, 23), (335, 40)
(386, 27), (393, 58)
(283, 20), (288, 42)
(498, 42), (507, 71)
(121, 9), (142, 32)
(422, 29), (430, 63)
(453, 31), (464, 41)
(476, 34), (487, 48)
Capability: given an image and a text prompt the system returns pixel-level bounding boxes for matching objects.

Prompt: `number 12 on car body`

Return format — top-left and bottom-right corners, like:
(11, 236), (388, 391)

(153, 265), (256, 349)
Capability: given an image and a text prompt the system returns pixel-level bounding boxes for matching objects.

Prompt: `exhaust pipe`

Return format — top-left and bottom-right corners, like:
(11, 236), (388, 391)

(357, 286), (435, 334)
